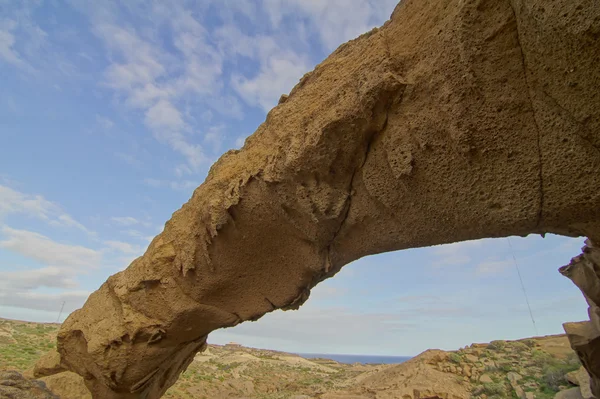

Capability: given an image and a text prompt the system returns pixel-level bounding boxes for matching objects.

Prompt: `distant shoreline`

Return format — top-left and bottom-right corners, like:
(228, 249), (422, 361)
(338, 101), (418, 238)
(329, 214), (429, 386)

(297, 353), (411, 364)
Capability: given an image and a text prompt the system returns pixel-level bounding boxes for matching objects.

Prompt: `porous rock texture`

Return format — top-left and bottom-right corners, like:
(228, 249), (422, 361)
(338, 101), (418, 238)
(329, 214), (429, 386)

(562, 241), (600, 399)
(40, 0), (600, 397)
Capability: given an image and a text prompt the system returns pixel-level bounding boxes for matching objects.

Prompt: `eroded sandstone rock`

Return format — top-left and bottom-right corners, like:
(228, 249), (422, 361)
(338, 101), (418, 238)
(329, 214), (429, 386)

(561, 241), (600, 399)
(47, 0), (600, 397)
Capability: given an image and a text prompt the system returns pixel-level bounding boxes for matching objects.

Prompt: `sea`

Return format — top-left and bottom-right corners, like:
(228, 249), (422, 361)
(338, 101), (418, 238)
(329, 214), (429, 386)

(297, 353), (411, 365)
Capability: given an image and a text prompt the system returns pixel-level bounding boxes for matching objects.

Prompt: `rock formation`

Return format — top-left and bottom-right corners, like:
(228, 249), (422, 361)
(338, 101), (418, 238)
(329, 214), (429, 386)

(0, 371), (58, 399)
(561, 242), (600, 398)
(37, 0), (600, 397)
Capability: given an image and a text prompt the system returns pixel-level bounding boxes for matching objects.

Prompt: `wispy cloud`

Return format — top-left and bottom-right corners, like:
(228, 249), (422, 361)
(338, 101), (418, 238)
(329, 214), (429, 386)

(0, 266), (78, 291)
(264, 0), (398, 51)
(90, 13), (226, 172)
(103, 240), (143, 255)
(110, 216), (139, 226)
(0, 288), (91, 315)
(0, 184), (95, 235)
(123, 229), (154, 242)
(216, 26), (310, 111)
(0, 226), (102, 269)
(0, 19), (37, 74)
(143, 178), (199, 192)
(96, 114), (114, 129)
(431, 239), (484, 267)
(476, 259), (514, 276)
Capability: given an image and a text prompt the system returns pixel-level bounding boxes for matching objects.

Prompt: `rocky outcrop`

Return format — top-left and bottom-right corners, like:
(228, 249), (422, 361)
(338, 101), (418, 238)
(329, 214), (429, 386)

(0, 371), (58, 399)
(567, 367), (594, 399)
(39, 372), (91, 399)
(46, 0), (600, 397)
(561, 242), (600, 398)
(33, 351), (66, 379)
(326, 350), (472, 399)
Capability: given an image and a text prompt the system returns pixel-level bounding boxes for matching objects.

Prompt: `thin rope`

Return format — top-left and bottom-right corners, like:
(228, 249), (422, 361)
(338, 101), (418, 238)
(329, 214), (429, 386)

(507, 237), (538, 336)
(56, 301), (65, 324)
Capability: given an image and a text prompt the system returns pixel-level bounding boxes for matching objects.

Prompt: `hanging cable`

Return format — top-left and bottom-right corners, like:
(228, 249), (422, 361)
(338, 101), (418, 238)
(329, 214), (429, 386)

(507, 237), (538, 336)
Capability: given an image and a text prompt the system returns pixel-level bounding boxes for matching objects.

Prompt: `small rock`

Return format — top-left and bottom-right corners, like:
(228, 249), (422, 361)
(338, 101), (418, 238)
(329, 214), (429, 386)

(34, 351), (66, 378)
(278, 94), (289, 104)
(480, 374), (494, 383)
(554, 388), (584, 399)
(465, 354), (479, 363)
(463, 364), (472, 377)
(571, 367), (594, 399)
(507, 372), (523, 384)
(0, 371), (59, 399)
(525, 392), (535, 399)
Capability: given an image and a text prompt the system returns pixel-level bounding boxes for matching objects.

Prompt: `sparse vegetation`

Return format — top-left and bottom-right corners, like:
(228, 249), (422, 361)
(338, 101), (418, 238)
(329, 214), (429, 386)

(449, 353), (463, 364)
(0, 318), (584, 399)
(0, 319), (60, 371)
(487, 340), (506, 351)
(482, 382), (507, 396)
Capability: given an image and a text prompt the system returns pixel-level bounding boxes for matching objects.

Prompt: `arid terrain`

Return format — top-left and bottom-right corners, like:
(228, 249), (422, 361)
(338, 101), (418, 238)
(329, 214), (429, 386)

(0, 317), (590, 399)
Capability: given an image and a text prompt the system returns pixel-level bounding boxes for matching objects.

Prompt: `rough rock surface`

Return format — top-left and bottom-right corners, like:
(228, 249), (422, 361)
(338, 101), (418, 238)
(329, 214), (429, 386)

(46, 0), (600, 397)
(556, 388), (585, 399)
(561, 241), (600, 399)
(39, 373), (91, 399)
(0, 371), (58, 399)
(32, 352), (65, 379)
(566, 367), (594, 399)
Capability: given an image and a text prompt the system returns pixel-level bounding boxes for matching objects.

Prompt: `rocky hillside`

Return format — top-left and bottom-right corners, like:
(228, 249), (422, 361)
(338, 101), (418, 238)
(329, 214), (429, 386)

(0, 318), (590, 399)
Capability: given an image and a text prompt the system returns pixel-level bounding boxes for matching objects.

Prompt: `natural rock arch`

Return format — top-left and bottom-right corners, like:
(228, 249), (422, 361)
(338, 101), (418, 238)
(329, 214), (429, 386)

(39, 0), (600, 397)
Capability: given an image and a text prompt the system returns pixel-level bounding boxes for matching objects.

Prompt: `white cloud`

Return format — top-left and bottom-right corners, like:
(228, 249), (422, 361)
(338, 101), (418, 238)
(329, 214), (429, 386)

(145, 99), (186, 131)
(232, 50), (309, 111)
(0, 226), (101, 269)
(476, 259), (514, 276)
(0, 289), (90, 314)
(114, 152), (143, 168)
(212, 305), (418, 354)
(96, 114), (114, 129)
(234, 136), (246, 149)
(0, 19), (36, 74)
(104, 240), (143, 255)
(91, 14), (223, 171)
(49, 214), (95, 236)
(0, 267), (78, 291)
(110, 216), (139, 226)
(203, 125), (225, 153)
(143, 178), (198, 192)
(0, 184), (94, 235)
(123, 229), (154, 242)
(263, 0), (398, 51)
(174, 164), (193, 177)
(215, 26), (310, 112)
(431, 239), (485, 266)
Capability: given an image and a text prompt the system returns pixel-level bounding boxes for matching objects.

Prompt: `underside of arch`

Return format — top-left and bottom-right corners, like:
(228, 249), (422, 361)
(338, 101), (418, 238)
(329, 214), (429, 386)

(35, 0), (600, 397)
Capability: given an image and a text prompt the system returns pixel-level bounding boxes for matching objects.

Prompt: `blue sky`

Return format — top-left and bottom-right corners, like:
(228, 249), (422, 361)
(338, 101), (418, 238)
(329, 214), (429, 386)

(0, 0), (588, 356)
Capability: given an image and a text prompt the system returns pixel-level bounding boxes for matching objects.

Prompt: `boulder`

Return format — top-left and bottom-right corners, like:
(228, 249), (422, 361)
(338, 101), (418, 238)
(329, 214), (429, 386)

(565, 367), (595, 399)
(0, 371), (59, 399)
(40, 372), (92, 399)
(555, 388), (584, 399)
(465, 354), (479, 363)
(33, 351), (66, 378)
